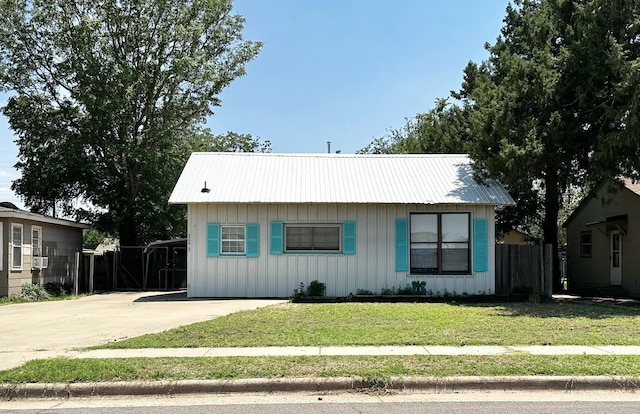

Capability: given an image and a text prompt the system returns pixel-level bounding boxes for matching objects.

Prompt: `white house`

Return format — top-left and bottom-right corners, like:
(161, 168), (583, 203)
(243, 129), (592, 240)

(169, 153), (515, 298)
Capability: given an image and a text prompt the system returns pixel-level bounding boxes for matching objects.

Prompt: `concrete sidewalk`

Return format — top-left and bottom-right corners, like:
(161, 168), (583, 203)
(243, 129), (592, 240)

(47, 344), (640, 358)
(4, 345), (640, 371)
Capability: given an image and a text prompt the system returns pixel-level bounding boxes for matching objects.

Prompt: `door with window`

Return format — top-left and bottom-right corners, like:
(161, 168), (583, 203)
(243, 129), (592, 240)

(610, 230), (622, 286)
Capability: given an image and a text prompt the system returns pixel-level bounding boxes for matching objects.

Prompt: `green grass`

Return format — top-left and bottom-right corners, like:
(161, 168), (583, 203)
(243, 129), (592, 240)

(2, 355), (640, 383)
(97, 301), (640, 348)
(0, 294), (85, 306)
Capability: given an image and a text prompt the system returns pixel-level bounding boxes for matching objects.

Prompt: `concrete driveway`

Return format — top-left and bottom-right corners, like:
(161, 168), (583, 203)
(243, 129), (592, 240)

(0, 291), (286, 370)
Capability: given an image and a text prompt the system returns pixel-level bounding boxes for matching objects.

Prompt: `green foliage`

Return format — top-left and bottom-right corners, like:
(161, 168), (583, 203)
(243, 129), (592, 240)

(356, 288), (376, 295)
(456, 0), (640, 291)
(397, 285), (413, 295)
(187, 129), (271, 153)
(0, 0), (262, 246)
(359, 99), (470, 155)
(307, 280), (326, 297)
(83, 229), (107, 250)
(11, 283), (51, 302)
(44, 282), (72, 297)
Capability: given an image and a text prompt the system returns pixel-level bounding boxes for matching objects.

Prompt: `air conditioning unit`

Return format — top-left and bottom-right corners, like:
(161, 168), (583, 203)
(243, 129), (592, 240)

(32, 256), (48, 269)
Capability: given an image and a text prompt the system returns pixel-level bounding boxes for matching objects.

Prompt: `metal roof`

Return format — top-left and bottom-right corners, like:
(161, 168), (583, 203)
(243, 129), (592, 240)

(169, 153), (516, 206)
(0, 207), (90, 229)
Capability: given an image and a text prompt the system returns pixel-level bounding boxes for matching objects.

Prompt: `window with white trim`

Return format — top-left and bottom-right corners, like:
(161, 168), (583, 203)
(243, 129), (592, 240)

(410, 213), (470, 274)
(32, 225), (42, 257)
(285, 224), (341, 252)
(221, 225), (245, 254)
(11, 223), (23, 270)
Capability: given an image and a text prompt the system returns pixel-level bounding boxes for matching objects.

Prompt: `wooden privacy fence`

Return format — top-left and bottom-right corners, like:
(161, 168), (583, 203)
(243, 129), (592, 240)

(495, 244), (553, 298)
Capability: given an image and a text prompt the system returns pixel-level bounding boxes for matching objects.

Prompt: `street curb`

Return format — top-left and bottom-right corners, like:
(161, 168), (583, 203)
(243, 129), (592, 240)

(3, 376), (640, 400)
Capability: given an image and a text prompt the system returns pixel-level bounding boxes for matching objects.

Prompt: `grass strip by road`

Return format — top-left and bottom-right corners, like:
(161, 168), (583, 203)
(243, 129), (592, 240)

(2, 355), (640, 383)
(96, 301), (640, 348)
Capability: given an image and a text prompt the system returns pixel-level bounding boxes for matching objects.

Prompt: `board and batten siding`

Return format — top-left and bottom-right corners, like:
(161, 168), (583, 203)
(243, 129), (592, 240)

(187, 203), (496, 298)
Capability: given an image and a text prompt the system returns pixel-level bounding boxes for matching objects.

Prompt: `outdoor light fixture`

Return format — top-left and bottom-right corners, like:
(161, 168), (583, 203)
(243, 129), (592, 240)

(201, 181), (210, 193)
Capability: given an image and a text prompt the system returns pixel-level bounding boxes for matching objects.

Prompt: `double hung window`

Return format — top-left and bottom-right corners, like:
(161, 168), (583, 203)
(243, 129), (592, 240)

(12, 223), (23, 270)
(221, 226), (245, 255)
(580, 231), (592, 258)
(32, 226), (42, 257)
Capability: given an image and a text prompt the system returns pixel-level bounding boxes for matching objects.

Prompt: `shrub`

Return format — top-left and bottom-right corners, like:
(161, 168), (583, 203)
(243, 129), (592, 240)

(12, 283), (51, 302)
(356, 288), (376, 295)
(397, 284), (413, 295)
(307, 280), (326, 297)
(380, 287), (396, 296)
(44, 282), (71, 297)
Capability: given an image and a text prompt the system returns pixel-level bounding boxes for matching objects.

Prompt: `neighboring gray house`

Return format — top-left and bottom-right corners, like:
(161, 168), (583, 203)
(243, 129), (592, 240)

(564, 178), (640, 295)
(169, 153), (515, 298)
(0, 206), (89, 297)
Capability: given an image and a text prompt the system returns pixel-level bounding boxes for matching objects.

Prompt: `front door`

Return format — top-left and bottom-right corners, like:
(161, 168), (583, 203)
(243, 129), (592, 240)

(610, 230), (622, 286)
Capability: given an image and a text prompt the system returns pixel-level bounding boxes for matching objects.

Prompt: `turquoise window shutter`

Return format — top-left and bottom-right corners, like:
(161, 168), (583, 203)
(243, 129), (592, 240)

(473, 218), (488, 272)
(206, 223), (220, 257)
(342, 221), (356, 254)
(270, 221), (283, 254)
(246, 224), (259, 257)
(395, 219), (408, 271)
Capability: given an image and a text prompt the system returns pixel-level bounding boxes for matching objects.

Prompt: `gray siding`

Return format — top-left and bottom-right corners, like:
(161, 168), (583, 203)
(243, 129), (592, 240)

(566, 182), (640, 295)
(187, 203), (496, 298)
(2, 218), (83, 296)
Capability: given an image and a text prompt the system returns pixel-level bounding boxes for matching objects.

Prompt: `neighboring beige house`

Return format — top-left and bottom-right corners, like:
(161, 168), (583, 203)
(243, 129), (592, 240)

(496, 229), (538, 245)
(563, 178), (640, 295)
(170, 153), (515, 298)
(0, 206), (89, 297)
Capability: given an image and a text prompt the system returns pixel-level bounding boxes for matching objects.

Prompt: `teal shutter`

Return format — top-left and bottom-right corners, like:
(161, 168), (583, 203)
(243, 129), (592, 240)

(473, 218), (488, 272)
(395, 219), (408, 271)
(270, 221), (283, 254)
(206, 223), (220, 257)
(342, 221), (356, 254)
(246, 224), (259, 257)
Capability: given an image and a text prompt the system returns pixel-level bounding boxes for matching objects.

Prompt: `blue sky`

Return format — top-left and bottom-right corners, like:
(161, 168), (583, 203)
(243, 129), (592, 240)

(0, 0), (510, 208)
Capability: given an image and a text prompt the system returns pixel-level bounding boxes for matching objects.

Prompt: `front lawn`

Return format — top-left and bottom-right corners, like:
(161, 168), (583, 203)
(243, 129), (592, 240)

(97, 301), (640, 348)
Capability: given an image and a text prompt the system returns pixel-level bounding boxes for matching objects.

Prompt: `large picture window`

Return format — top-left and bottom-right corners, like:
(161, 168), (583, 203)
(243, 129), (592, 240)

(285, 224), (341, 252)
(410, 213), (470, 274)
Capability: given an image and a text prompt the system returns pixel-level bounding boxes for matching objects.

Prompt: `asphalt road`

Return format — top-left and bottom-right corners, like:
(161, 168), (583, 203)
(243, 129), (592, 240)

(3, 392), (640, 413)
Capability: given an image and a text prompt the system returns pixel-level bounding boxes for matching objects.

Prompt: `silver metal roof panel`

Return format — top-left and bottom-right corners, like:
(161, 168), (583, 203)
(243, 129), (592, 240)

(169, 153), (516, 206)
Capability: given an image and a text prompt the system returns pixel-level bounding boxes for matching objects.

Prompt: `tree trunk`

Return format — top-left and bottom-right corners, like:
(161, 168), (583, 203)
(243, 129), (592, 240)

(543, 167), (563, 293)
(118, 216), (139, 247)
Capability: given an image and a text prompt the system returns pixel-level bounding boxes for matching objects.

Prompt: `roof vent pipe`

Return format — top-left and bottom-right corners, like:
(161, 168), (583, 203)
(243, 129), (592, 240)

(201, 181), (210, 193)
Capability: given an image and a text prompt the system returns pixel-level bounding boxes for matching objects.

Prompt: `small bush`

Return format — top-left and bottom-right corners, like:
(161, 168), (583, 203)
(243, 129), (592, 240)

(397, 284), (413, 295)
(11, 283), (51, 302)
(44, 282), (71, 297)
(307, 280), (326, 297)
(356, 288), (376, 295)
(380, 287), (396, 296)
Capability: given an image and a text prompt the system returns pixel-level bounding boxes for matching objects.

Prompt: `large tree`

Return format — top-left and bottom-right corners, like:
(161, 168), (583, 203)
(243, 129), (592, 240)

(0, 0), (261, 246)
(457, 0), (639, 291)
(359, 99), (471, 154)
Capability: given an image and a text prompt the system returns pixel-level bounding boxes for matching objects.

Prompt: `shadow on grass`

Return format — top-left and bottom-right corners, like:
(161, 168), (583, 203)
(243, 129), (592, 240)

(458, 300), (640, 319)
